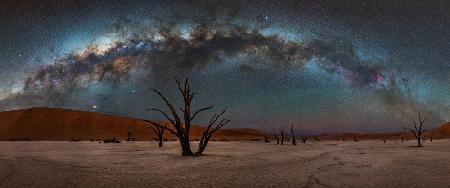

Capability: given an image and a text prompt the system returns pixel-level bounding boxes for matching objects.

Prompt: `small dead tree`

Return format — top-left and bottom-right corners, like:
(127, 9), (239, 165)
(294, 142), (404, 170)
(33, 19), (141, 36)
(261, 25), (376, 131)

(272, 127), (280, 144)
(403, 112), (427, 147)
(148, 124), (166, 147)
(280, 127), (287, 145)
(313, 136), (320, 142)
(146, 78), (230, 156)
(301, 136), (307, 143)
(263, 135), (270, 143)
(428, 130), (434, 142)
(290, 124), (296, 145)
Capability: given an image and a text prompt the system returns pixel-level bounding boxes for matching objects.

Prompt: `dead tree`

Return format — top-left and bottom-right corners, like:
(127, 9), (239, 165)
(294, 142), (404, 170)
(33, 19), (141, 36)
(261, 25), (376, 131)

(263, 135), (270, 143)
(280, 127), (287, 145)
(127, 131), (136, 141)
(428, 130), (434, 142)
(313, 136), (320, 142)
(290, 124), (296, 145)
(196, 109), (231, 155)
(300, 136), (307, 143)
(148, 124), (166, 147)
(146, 78), (230, 156)
(272, 127), (280, 144)
(403, 112), (427, 147)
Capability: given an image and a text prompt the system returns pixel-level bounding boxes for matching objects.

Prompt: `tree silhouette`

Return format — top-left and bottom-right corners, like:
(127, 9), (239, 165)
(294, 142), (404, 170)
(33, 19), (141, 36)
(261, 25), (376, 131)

(290, 124), (296, 145)
(280, 127), (287, 145)
(146, 78), (230, 156)
(272, 127), (280, 144)
(263, 135), (270, 143)
(428, 130), (434, 142)
(147, 123), (165, 147)
(403, 112), (427, 147)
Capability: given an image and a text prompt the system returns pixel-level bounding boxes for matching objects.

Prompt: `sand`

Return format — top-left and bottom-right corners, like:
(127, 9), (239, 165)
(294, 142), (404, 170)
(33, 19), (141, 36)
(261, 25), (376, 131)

(0, 107), (264, 141)
(1, 140), (450, 187)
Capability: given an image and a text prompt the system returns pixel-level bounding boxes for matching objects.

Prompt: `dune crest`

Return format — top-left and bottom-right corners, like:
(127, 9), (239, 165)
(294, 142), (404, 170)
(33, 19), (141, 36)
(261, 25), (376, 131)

(0, 107), (263, 141)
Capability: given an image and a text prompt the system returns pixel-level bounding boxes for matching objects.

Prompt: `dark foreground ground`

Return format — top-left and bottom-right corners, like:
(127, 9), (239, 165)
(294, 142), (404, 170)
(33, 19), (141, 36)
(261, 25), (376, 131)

(0, 140), (449, 188)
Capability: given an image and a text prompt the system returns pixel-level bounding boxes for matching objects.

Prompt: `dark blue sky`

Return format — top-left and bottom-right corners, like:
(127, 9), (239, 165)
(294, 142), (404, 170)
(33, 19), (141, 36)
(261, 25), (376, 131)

(0, 0), (449, 134)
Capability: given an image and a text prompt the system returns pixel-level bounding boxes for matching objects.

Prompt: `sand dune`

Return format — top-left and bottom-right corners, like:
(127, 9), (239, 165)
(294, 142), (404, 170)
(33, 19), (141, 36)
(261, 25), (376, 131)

(0, 107), (263, 141)
(0, 107), (448, 142)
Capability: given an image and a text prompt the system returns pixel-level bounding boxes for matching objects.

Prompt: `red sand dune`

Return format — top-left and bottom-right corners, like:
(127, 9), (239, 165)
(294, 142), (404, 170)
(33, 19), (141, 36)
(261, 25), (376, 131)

(434, 122), (450, 138)
(0, 107), (264, 141)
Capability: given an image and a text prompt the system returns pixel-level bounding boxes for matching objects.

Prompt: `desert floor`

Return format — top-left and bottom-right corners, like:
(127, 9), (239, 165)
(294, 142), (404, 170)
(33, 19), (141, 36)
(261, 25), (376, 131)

(0, 140), (449, 188)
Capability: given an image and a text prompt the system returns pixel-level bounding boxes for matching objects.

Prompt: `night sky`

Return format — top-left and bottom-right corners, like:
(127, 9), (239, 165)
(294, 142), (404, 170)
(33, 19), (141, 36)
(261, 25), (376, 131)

(1, 0), (449, 134)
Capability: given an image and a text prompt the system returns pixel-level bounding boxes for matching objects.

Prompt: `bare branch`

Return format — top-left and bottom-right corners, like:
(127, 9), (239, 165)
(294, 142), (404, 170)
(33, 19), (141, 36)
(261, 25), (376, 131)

(145, 120), (177, 135)
(209, 119), (231, 135)
(148, 125), (158, 134)
(151, 88), (182, 126)
(191, 105), (213, 121)
(175, 78), (185, 97)
(147, 108), (176, 125)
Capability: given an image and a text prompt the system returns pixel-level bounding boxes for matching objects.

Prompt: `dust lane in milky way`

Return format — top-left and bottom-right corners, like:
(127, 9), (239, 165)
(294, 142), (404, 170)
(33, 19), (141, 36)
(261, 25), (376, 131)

(0, 0), (449, 134)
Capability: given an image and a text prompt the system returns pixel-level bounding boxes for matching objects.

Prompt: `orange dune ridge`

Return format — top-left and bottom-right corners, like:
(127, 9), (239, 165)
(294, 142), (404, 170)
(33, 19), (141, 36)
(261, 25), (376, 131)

(0, 107), (264, 141)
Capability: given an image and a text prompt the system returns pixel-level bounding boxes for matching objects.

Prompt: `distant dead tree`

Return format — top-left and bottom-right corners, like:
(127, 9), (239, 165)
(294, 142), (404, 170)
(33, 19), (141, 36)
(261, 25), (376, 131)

(382, 138), (386, 143)
(127, 131), (137, 141)
(401, 136), (404, 143)
(301, 136), (307, 143)
(290, 124), (296, 145)
(146, 78), (230, 156)
(272, 127), (280, 144)
(148, 124), (165, 147)
(428, 130), (434, 142)
(403, 112), (427, 147)
(263, 135), (270, 143)
(280, 127), (287, 145)
(313, 136), (320, 142)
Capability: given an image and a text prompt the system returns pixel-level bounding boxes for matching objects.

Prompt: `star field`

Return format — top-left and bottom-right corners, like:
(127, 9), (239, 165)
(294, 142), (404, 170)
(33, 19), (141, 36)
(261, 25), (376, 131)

(0, 0), (449, 134)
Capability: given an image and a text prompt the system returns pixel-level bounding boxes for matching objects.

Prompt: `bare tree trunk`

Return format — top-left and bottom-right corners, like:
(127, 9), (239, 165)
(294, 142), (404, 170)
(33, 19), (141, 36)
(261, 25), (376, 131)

(158, 134), (163, 147)
(280, 127), (286, 145)
(429, 130), (434, 142)
(417, 132), (422, 147)
(417, 137), (421, 147)
(272, 127), (279, 145)
(290, 124), (296, 146)
(182, 141), (194, 156)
